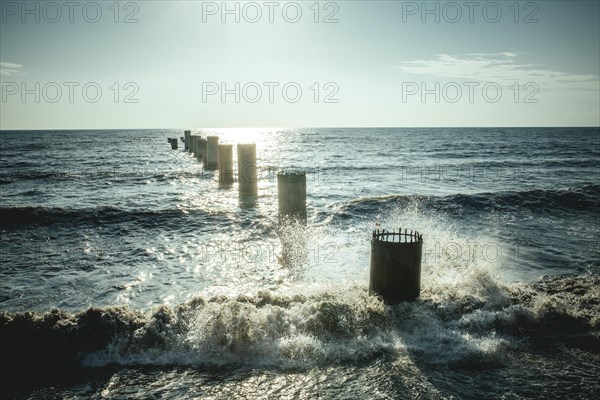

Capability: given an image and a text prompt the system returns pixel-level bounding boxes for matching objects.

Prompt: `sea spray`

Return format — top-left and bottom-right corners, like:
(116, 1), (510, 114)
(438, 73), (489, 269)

(2, 275), (597, 371)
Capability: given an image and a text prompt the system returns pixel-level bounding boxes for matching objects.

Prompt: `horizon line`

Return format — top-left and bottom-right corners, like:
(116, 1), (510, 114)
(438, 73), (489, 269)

(1, 126), (599, 132)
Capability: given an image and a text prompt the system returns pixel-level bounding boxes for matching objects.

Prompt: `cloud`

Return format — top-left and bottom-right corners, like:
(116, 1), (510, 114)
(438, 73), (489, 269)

(0, 62), (23, 76)
(397, 53), (599, 91)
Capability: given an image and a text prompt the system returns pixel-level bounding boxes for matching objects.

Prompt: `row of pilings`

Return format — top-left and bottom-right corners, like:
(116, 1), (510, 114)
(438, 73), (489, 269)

(172, 130), (422, 304)
(180, 131), (306, 222)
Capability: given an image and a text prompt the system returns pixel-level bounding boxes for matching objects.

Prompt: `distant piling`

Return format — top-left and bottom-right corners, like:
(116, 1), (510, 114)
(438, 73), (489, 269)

(277, 171), (307, 223)
(369, 229), (423, 303)
(200, 138), (208, 165)
(217, 144), (234, 186)
(194, 136), (202, 161)
(184, 130), (191, 151)
(189, 136), (196, 156)
(206, 136), (219, 169)
(190, 136), (200, 159)
(168, 138), (178, 150)
(237, 144), (258, 202)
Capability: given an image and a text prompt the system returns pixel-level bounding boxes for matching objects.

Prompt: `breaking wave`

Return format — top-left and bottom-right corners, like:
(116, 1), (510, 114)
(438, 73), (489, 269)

(2, 273), (597, 394)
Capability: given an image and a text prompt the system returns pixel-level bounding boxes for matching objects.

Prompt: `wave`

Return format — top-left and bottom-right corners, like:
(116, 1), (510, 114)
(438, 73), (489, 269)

(439, 184), (600, 213)
(4, 184), (597, 229)
(0, 170), (202, 185)
(1, 273), (598, 395)
(334, 184), (600, 219)
(0, 206), (243, 229)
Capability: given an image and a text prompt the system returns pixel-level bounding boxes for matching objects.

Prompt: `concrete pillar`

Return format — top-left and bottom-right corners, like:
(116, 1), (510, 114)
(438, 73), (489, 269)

(369, 229), (423, 303)
(277, 171), (306, 223)
(194, 135), (202, 161)
(191, 136), (200, 159)
(188, 136), (196, 156)
(200, 139), (208, 165)
(206, 136), (219, 169)
(237, 144), (258, 201)
(184, 130), (191, 151)
(217, 144), (234, 186)
(170, 138), (178, 150)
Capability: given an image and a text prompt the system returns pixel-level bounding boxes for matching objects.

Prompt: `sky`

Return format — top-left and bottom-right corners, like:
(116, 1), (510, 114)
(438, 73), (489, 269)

(0, 0), (599, 129)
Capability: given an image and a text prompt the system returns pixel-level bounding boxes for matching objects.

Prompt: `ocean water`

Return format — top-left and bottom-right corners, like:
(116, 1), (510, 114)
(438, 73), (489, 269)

(0, 128), (598, 399)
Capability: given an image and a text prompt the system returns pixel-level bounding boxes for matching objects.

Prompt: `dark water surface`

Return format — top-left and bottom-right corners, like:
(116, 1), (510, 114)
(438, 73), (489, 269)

(1, 128), (598, 398)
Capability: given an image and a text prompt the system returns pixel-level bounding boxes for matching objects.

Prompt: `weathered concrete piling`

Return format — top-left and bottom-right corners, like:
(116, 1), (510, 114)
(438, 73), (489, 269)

(184, 130), (191, 151)
(369, 229), (423, 303)
(194, 136), (202, 161)
(206, 136), (219, 169)
(189, 136), (196, 156)
(217, 144), (234, 185)
(277, 171), (307, 223)
(200, 139), (208, 165)
(237, 144), (258, 201)
(189, 135), (201, 160)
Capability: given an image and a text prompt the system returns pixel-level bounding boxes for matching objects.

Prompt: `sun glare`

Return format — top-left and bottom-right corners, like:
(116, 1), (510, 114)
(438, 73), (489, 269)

(201, 127), (288, 148)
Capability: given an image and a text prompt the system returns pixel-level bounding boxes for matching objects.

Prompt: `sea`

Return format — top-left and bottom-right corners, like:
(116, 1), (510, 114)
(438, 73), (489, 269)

(0, 127), (598, 399)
